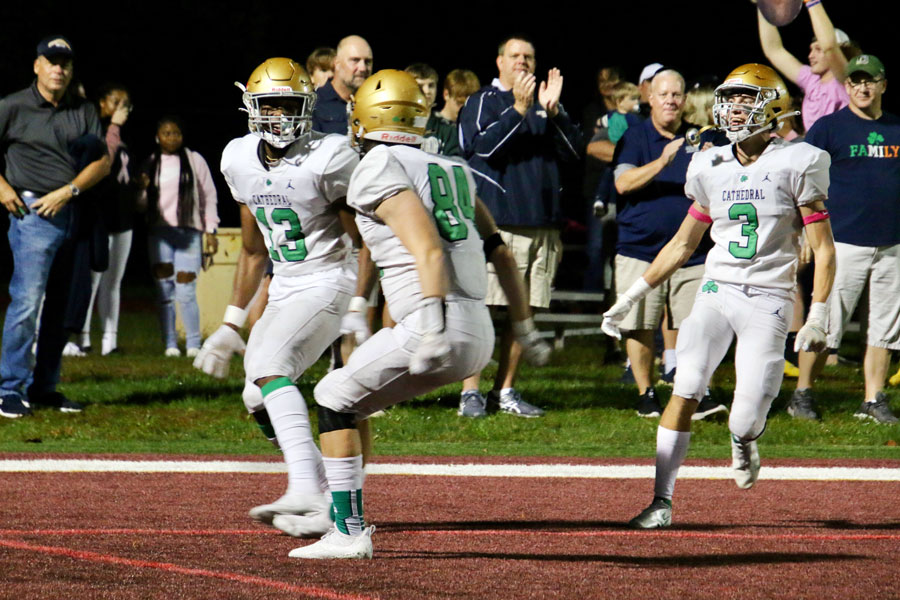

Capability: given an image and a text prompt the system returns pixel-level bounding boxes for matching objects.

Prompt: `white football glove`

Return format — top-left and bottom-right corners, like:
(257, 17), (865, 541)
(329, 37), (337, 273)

(409, 331), (453, 375)
(409, 297), (452, 375)
(601, 277), (653, 340)
(192, 324), (246, 378)
(340, 296), (371, 345)
(512, 318), (551, 366)
(794, 302), (828, 353)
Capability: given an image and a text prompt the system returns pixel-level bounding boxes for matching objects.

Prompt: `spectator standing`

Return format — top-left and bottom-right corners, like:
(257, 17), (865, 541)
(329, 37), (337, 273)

(788, 55), (900, 424)
(612, 69), (726, 419)
(139, 116), (219, 357)
(311, 36), (373, 134)
(0, 36), (110, 418)
(756, 0), (858, 131)
(78, 83), (136, 356)
(405, 63), (463, 157)
(306, 47), (336, 90)
(457, 35), (582, 418)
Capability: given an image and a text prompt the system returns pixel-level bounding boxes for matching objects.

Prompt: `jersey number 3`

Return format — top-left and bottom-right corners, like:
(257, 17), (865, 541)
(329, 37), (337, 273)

(727, 202), (759, 260)
(255, 207), (308, 262)
(428, 163), (474, 242)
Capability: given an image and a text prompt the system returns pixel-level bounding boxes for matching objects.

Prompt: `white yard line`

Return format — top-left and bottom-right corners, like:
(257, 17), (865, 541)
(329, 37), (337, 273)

(1, 459), (899, 481)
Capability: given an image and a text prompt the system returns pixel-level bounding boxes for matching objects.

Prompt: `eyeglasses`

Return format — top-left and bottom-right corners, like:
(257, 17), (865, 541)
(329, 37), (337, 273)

(847, 78), (884, 90)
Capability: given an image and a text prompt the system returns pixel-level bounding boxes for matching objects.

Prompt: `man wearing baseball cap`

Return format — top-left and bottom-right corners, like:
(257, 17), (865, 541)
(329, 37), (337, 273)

(0, 35), (110, 418)
(791, 54), (900, 424)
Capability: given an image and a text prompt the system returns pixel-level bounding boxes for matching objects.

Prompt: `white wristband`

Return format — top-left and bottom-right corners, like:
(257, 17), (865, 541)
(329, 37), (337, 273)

(623, 277), (653, 304)
(348, 296), (368, 313)
(223, 304), (248, 328)
(806, 302), (827, 327)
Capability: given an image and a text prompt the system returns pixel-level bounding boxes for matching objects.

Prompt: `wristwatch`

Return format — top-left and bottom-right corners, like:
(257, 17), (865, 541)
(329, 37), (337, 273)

(69, 183), (81, 197)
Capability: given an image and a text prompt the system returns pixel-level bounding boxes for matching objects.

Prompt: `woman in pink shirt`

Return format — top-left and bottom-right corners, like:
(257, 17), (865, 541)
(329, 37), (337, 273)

(139, 116), (218, 357)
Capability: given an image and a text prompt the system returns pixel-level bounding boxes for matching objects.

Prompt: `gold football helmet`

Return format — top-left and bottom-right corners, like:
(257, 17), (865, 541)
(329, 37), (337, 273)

(713, 64), (794, 142)
(237, 58), (316, 148)
(349, 69), (430, 147)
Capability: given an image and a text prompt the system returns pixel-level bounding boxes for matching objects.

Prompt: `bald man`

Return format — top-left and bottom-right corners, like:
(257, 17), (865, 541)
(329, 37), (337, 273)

(312, 35), (373, 134)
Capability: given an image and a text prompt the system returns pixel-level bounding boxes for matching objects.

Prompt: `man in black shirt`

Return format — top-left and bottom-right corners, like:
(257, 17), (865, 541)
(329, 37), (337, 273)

(0, 36), (110, 418)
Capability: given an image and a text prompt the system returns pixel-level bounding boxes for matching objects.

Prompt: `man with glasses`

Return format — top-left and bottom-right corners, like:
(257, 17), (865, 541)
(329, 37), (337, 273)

(791, 54), (900, 424)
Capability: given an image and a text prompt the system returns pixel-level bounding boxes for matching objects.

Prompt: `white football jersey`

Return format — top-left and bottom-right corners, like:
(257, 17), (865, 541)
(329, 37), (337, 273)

(347, 144), (487, 322)
(220, 132), (359, 277)
(685, 138), (830, 290)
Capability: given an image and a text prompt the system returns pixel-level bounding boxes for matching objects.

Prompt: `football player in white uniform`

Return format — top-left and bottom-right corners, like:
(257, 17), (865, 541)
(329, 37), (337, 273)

(602, 64), (836, 528)
(287, 70), (548, 559)
(192, 58), (361, 537)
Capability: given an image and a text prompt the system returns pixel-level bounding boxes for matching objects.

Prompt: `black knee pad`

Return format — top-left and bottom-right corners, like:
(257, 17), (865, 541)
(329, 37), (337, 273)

(317, 405), (356, 434)
(251, 408), (279, 448)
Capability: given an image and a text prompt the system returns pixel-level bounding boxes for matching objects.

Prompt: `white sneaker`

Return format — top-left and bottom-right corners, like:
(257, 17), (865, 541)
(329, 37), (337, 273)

(186, 347), (200, 358)
(164, 347), (181, 357)
(63, 342), (86, 357)
(288, 525), (375, 559)
(249, 493), (329, 525)
(273, 509), (334, 538)
(731, 436), (760, 489)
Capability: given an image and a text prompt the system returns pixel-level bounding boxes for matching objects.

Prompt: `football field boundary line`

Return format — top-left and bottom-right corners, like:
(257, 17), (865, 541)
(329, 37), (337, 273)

(2, 459), (899, 481)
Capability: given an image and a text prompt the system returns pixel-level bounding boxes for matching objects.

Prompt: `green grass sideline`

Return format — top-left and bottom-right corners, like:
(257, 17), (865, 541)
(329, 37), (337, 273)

(1, 307), (898, 459)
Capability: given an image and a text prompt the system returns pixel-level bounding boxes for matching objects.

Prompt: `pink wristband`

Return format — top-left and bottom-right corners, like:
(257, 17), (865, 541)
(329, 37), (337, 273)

(688, 205), (713, 223)
(803, 210), (830, 225)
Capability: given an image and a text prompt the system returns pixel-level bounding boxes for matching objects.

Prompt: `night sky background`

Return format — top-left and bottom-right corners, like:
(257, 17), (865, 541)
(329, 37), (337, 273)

(0, 0), (893, 282)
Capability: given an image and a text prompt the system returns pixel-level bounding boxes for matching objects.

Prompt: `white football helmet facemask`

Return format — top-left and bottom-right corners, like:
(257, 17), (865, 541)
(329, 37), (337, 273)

(238, 57), (316, 148)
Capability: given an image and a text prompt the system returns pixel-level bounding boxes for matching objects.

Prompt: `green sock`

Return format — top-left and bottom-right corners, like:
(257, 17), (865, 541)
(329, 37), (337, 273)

(331, 489), (365, 535)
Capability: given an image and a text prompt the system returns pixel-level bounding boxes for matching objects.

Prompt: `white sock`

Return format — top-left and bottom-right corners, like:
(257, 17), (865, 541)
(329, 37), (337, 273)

(664, 350), (677, 374)
(262, 381), (325, 496)
(653, 426), (692, 500)
(101, 333), (117, 355)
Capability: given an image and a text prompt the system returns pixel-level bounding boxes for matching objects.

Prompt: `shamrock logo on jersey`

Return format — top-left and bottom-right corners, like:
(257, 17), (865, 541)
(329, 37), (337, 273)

(266, 179), (272, 186)
(740, 175), (749, 183)
(868, 132), (885, 145)
(702, 280), (719, 294)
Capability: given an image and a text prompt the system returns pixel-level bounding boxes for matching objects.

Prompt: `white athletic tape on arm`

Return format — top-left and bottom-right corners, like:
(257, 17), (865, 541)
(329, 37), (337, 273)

(223, 304), (249, 328)
(348, 296), (368, 313)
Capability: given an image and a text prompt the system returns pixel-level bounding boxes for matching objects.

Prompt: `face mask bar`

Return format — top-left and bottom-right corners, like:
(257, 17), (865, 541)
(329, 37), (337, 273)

(236, 83), (316, 148)
(711, 84), (798, 143)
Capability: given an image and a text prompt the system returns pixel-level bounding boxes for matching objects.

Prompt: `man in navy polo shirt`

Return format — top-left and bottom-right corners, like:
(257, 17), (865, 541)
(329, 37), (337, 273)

(612, 69), (723, 419)
(0, 36), (110, 418)
(311, 35), (373, 134)
(789, 54), (900, 424)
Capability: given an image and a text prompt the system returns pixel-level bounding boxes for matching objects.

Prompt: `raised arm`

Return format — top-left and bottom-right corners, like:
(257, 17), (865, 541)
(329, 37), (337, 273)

(806, 2), (848, 82)
(757, 7), (804, 84)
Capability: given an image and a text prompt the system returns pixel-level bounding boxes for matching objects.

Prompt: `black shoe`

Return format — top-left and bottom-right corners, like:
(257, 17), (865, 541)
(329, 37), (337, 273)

(636, 387), (663, 418)
(659, 367), (676, 386)
(853, 392), (899, 424)
(28, 391), (83, 413)
(787, 388), (819, 420)
(692, 392), (728, 421)
(0, 395), (32, 418)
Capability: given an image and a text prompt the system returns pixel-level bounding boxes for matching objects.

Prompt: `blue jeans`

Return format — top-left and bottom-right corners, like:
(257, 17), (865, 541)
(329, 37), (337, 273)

(1, 206), (74, 401)
(148, 226), (202, 349)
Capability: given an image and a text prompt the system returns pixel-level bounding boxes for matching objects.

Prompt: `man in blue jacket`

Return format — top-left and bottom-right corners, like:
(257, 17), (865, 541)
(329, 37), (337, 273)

(457, 34), (581, 418)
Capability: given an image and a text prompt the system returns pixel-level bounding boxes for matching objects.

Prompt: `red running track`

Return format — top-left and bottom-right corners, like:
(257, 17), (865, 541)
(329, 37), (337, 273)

(1, 458), (899, 599)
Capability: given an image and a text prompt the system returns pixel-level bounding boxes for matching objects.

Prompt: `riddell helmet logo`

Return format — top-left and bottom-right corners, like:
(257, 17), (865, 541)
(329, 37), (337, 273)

(379, 132), (420, 144)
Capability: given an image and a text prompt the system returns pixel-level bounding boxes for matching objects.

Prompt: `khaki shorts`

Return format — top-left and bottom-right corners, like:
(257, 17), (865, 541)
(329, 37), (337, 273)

(826, 242), (900, 350)
(614, 254), (704, 331)
(484, 227), (562, 309)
